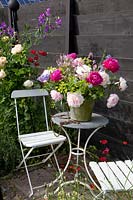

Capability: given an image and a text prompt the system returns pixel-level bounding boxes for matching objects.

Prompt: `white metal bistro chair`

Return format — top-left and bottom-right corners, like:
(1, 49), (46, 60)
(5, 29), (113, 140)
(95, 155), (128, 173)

(84, 131), (133, 199)
(11, 89), (69, 197)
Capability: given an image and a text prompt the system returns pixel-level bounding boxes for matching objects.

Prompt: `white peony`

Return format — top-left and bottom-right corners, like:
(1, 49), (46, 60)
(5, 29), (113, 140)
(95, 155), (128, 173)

(72, 57), (84, 67)
(107, 94), (119, 108)
(119, 77), (128, 91)
(0, 69), (6, 79)
(99, 71), (110, 87)
(0, 56), (7, 67)
(67, 92), (84, 107)
(23, 80), (33, 88)
(76, 64), (91, 79)
(11, 44), (23, 55)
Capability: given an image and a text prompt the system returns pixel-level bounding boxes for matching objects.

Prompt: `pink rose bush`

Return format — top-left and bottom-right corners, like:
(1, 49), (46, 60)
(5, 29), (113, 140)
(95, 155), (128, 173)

(37, 53), (127, 109)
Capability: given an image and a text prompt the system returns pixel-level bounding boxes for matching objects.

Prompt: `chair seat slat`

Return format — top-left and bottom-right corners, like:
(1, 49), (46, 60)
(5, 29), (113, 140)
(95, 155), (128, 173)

(115, 160), (133, 190)
(89, 162), (113, 191)
(19, 131), (66, 147)
(107, 161), (133, 190)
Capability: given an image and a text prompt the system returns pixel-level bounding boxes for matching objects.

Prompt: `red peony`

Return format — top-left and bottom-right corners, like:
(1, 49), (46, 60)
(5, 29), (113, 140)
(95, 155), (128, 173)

(102, 57), (120, 73)
(86, 71), (103, 86)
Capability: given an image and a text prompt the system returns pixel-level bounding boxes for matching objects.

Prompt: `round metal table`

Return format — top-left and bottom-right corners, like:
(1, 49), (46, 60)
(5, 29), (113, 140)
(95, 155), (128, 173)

(52, 112), (109, 193)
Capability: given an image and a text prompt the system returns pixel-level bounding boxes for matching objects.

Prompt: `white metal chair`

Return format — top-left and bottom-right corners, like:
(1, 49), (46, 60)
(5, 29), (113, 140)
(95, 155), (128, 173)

(84, 132), (133, 199)
(11, 89), (68, 197)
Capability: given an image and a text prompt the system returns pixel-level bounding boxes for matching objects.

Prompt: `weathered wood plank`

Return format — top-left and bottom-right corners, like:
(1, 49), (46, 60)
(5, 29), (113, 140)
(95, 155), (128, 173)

(33, 36), (65, 52)
(0, 8), (8, 23)
(94, 100), (133, 123)
(74, 12), (133, 35)
(74, 0), (133, 15)
(75, 35), (133, 58)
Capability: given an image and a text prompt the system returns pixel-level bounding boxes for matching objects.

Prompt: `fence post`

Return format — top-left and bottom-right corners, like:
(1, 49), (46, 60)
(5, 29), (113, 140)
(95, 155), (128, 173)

(8, 0), (20, 32)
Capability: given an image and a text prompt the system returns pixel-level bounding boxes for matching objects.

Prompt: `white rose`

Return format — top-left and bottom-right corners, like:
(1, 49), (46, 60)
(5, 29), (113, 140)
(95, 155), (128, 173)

(11, 44), (23, 55)
(0, 56), (7, 67)
(119, 77), (128, 91)
(0, 69), (6, 79)
(23, 80), (33, 88)
(99, 71), (110, 87)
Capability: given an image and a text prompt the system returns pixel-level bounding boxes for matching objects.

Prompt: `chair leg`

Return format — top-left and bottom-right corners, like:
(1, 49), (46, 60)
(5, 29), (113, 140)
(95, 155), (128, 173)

(42, 142), (64, 164)
(51, 144), (62, 174)
(17, 147), (34, 169)
(19, 141), (34, 197)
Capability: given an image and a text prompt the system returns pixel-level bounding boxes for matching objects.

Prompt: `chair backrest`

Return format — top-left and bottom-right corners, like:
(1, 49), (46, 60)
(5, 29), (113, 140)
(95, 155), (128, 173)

(11, 89), (49, 136)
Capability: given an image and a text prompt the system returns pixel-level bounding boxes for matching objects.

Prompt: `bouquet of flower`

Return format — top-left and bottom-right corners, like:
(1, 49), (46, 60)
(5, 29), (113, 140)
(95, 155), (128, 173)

(37, 52), (128, 110)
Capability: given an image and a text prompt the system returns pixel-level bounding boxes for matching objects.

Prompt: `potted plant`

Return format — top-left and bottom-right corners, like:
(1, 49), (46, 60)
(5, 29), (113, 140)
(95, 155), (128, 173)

(37, 52), (128, 121)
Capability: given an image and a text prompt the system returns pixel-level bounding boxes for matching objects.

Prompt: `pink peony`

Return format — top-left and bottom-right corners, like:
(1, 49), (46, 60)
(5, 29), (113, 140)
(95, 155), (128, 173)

(50, 90), (63, 102)
(86, 71), (103, 86)
(50, 69), (62, 82)
(102, 57), (120, 73)
(107, 94), (119, 108)
(66, 53), (77, 60)
(67, 93), (84, 107)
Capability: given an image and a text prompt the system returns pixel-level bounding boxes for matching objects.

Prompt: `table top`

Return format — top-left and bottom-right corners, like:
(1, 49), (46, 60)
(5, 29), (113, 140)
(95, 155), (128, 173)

(51, 112), (109, 129)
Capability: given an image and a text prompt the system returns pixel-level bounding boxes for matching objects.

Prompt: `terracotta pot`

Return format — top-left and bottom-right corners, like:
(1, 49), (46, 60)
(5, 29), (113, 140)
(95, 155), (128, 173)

(69, 99), (95, 122)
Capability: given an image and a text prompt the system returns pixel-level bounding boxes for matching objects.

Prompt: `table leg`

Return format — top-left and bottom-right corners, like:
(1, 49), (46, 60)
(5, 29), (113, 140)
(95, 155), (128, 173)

(76, 129), (81, 166)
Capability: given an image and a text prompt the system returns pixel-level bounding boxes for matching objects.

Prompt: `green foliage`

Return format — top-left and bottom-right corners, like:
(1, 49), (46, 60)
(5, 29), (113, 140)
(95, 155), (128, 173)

(0, 22), (40, 176)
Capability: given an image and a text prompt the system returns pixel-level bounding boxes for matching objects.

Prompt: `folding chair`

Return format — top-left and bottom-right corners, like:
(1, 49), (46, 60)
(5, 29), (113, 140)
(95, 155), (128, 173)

(84, 131), (133, 199)
(11, 89), (67, 197)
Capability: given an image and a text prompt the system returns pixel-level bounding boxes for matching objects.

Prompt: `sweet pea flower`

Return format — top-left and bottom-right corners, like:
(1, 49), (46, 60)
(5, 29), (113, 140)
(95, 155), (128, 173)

(23, 80), (33, 88)
(99, 71), (110, 87)
(0, 56), (7, 67)
(119, 77), (128, 91)
(11, 44), (23, 55)
(76, 64), (91, 79)
(0, 69), (6, 79)
(37, 70), (50, 83)
(107, 94), (119, 108)
(50, 90), (63, 102)
(50, 69), (62, 82)
(86, 71), (103, 86)
(45, 8), (51, 17)
(67, 93), (84, 107)
(102, 57), (120, 73)
(66, 53), (77, 60)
